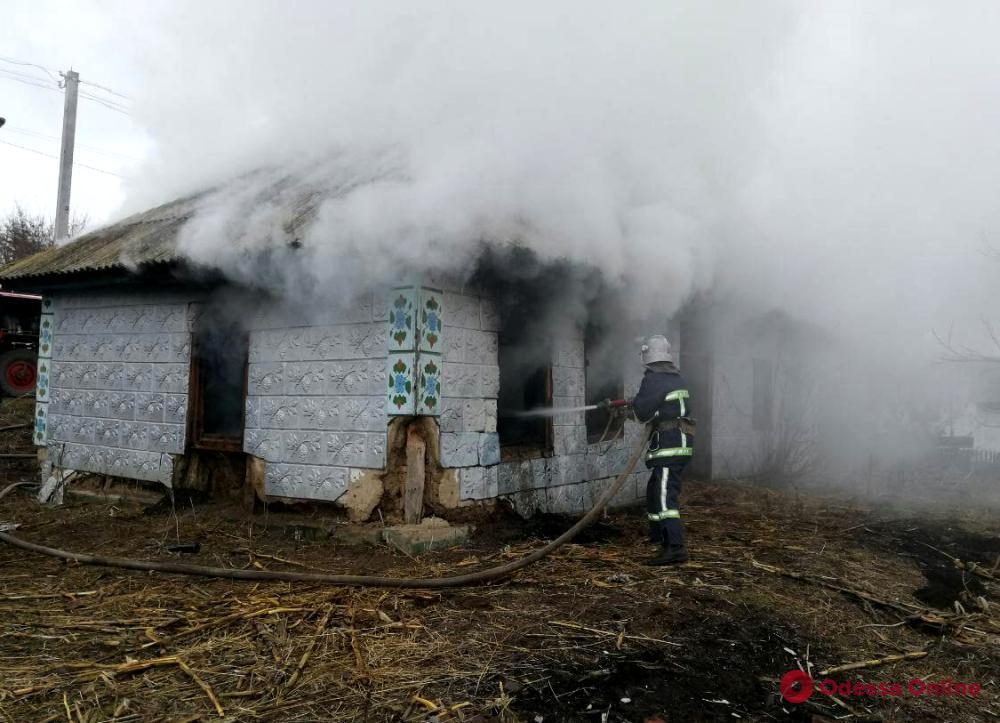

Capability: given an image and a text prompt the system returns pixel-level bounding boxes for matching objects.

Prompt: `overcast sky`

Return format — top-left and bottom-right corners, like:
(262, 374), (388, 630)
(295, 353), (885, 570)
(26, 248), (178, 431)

(3, 1), (1000, 360)
(0, 0), (159, 225)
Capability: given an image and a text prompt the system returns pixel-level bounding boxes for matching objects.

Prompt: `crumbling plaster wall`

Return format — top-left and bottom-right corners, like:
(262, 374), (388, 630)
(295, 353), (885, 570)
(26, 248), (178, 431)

(41, 289), (198, 485)
(242, 293), (388, 502)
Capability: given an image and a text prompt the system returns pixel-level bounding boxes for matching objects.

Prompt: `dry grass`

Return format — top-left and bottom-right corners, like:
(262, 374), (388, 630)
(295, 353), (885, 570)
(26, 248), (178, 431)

(0, 397), (35, 484)
(0, 475), (996, 722)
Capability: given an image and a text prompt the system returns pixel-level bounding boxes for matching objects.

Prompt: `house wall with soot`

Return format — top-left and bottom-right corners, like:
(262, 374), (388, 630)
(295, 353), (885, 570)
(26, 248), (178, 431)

(35, 280), (649, 517)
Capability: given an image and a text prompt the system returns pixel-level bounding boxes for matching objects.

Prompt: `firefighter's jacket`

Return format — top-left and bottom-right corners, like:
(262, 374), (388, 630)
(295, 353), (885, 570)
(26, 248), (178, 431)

(631, 368), (694, 466)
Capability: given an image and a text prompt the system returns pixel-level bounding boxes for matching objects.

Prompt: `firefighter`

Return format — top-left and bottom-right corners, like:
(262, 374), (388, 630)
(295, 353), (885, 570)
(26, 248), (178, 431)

(629, 335), (694, 565)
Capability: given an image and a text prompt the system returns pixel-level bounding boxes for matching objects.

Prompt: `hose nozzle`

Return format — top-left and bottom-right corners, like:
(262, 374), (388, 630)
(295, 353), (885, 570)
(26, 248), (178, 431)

(598, 398), (630, 411)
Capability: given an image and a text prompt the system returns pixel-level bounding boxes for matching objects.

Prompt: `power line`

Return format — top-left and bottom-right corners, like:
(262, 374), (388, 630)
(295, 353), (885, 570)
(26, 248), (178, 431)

(0, 67), (60, 88)
(79, 91), (132, 116)
(0, 126), (57, 142)
(1, 71), (134, 116)
(0, 69), (61, 95)
(0, 55), (132, 103)
(3, 125), (137, 161)
(0, 55), (60, 83)
(79, 79), (132, 101)
(0, 139), (123, 178)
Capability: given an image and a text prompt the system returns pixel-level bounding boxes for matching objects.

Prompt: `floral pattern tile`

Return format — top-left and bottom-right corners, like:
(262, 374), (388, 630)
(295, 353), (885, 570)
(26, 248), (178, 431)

(35, 305), (53, 447)
(418, 288), (443, 353)
(38, 313), (53, 359)
(387, 352), (416, 415)
(417, 356), (441, 415)
(35, 358), (50, 403)
(384, 286), (446, 417)
(34, 402), (47, 446)
(387, 287), (416, 352)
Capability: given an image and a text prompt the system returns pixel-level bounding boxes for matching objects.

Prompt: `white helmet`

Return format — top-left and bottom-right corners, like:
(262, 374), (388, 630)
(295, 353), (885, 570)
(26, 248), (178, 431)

(640, 335), (674, 366)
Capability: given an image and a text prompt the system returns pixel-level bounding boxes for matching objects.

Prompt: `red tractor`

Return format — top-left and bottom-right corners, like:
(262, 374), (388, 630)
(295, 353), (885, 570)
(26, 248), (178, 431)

(0, 291), (42, 397)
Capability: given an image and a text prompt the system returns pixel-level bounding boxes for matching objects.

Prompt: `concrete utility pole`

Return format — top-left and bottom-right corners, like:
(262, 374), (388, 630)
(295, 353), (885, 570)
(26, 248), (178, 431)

(54, 70), (79, 242)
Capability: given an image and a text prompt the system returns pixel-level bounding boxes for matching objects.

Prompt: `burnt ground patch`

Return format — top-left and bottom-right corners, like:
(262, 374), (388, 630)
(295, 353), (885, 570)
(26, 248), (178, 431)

(913, 566), (988, 610)
(854, 519), (999, 610)
(507, 612), (833, 723)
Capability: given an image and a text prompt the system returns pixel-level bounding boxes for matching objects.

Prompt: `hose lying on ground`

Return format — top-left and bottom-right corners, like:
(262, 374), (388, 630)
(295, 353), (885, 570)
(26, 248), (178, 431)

(0, 427), (651, 589)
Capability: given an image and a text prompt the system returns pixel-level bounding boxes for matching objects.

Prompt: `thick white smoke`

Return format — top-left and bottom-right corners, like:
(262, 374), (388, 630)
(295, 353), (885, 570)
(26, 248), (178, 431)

(123, 1), (797, 315)
(110, 1), (1000, 493)
(119, 1), (1000, 343)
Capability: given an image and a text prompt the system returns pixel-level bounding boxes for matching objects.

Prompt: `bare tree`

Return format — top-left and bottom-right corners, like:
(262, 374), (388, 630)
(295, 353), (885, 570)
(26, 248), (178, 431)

(748, 363), (826, 487)
(0, 205), (88, 266)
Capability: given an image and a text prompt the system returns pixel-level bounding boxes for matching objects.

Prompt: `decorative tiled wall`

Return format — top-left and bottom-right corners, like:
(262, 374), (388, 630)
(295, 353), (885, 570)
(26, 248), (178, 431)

(416, 287), (443, 414)
(386, 287), (417, 414)
(37, 281), (651, 513)
(386, 286), (444, 417)
(438, 288), (499, 470)
(33, 299), (54, 445)
(244, 293), (389, 502)
(41, 291), (197, 485)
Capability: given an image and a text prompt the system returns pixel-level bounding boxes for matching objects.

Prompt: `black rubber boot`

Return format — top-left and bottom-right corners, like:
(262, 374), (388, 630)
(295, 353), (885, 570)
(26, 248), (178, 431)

(645, 545), (690, 566)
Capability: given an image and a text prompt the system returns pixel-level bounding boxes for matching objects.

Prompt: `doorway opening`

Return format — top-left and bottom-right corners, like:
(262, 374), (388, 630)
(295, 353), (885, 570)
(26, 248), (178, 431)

(189, 303), (250, 452)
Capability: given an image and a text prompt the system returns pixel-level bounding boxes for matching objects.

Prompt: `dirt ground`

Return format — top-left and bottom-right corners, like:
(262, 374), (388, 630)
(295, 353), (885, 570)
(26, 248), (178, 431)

(0, 400), (997, 722)
(0, 477), (996, 722)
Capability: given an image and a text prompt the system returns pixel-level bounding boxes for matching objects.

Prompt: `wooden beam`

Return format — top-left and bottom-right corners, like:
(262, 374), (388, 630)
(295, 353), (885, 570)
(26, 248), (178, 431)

(404, 426), (426, 525)
(244, 455), (266, 511)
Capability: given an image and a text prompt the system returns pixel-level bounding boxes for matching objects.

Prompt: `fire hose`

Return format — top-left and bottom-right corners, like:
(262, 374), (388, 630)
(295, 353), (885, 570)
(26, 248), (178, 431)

(0, 425), (650, 589)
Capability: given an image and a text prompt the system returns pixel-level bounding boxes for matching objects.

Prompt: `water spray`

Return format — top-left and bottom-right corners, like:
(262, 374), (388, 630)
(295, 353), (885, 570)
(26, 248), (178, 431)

(509, 399), (630, 419)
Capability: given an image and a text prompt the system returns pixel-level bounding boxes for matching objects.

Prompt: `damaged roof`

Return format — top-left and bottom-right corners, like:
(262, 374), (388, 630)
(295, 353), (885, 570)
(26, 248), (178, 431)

(0, 162), (352, 287)
(0, 194), (201, 282)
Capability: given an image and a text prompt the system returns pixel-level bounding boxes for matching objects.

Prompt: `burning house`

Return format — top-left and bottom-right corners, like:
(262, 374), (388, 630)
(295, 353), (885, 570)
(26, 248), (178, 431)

(0, 193), (642, 520)
(0, 186), (799, 521)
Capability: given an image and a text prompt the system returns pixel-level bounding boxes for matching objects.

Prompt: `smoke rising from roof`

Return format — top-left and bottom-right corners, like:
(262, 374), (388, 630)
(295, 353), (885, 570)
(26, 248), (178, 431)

(122, 1), (1000, 341)
(124, 1), (796, 314)
(116, 1), (1000, 492)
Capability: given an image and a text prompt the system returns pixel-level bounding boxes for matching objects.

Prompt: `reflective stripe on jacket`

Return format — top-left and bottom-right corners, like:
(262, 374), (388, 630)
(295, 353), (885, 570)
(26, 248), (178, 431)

(631, 368), (693, 465)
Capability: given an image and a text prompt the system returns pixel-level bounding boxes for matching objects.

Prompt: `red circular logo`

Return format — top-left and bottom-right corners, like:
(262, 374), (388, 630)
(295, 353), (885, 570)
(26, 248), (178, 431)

(780, 670), (814, 704)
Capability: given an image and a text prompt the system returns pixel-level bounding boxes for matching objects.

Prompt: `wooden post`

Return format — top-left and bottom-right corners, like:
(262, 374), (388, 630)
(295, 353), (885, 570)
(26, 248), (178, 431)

(404, 426), (426, 524)
(244, 455), (266, 511)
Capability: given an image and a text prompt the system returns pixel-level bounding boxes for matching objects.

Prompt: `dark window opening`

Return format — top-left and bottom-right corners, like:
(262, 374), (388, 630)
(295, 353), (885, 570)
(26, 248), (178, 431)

(497, 309), (553, 461)
(752, 358), (774, 431)
(585, 323), (625, 444)
(190, 306), (249, 451)
(0, 294), (41, 335)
